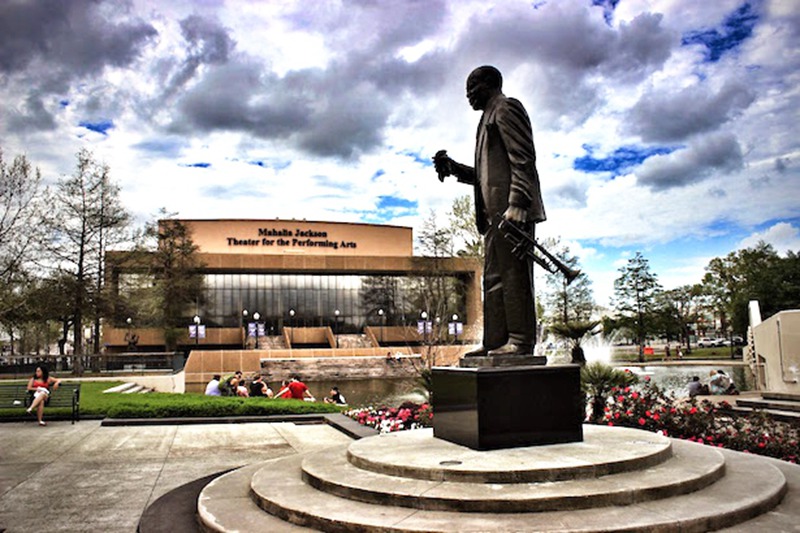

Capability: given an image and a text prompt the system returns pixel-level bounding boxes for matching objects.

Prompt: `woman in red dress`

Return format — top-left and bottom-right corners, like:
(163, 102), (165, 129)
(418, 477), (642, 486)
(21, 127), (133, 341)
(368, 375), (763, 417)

(26, 365), (60, 426)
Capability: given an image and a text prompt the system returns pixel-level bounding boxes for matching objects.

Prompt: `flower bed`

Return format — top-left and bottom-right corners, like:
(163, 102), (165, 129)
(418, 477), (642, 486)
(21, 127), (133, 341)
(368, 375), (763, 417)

(601, 378), (798, 464)
(345, 401), (432, 433)
(344, 373), (797, 464)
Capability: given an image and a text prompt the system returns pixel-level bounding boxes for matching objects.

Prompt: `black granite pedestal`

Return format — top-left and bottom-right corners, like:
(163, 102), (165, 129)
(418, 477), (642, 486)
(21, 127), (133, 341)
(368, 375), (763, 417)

(432, 364), (583, 450)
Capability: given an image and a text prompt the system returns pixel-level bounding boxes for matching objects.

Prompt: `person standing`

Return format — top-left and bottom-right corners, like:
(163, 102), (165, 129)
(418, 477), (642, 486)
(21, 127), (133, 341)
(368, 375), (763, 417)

(434, 65), (545, 357)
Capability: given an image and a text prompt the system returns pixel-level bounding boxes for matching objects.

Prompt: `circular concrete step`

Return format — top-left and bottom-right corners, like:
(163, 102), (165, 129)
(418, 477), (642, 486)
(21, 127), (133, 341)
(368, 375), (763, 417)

(247, 447), (786, 532)
(197, 463), (314, 532)
(196, 427), (792, 533)
(346, 425), (672, 483)
(299, 438), (725, 512)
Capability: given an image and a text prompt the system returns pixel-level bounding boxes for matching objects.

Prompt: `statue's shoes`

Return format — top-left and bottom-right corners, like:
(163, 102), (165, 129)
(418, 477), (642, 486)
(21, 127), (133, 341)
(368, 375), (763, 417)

(487, 343), (533, 356)
(462, 346), (488, 357)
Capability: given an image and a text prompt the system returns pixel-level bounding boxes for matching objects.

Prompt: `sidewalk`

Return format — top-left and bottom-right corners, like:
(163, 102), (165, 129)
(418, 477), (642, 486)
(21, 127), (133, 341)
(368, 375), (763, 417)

(0, 419), (352, 532)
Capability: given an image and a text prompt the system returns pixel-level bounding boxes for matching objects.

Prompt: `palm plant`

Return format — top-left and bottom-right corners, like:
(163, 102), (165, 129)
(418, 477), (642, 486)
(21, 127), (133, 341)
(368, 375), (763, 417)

(581, 362), (638, 423)
(549, 319), (600, 365)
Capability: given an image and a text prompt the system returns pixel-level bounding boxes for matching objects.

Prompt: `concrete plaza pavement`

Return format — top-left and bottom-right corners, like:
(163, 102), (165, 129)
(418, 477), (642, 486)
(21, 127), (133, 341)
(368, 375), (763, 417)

(0, 419), (353, 533)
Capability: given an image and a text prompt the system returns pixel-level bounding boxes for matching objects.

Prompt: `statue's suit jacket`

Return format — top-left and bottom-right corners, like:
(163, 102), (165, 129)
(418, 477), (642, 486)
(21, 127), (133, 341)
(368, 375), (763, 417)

(464, 94), (546, 234)
(457, 92), (545, 347)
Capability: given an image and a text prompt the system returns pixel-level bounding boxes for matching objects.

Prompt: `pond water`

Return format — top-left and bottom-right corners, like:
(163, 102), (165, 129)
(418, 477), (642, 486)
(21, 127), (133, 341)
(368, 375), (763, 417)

(302, 377), (425, 407)
(296, 364), (750, 407)
(619, 365), (750, 398)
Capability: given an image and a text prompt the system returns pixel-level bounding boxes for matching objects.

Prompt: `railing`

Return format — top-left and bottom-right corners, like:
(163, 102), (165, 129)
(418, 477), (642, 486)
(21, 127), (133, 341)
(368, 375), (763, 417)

(0, 352), (186, 379)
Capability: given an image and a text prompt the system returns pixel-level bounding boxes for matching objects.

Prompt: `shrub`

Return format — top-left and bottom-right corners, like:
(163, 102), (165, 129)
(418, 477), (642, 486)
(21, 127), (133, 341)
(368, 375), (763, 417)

(104, 393), (343, 418)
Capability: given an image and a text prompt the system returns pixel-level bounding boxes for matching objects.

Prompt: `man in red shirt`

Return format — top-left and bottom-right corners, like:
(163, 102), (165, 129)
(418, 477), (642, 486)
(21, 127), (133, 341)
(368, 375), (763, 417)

(280, 375), (316, 401)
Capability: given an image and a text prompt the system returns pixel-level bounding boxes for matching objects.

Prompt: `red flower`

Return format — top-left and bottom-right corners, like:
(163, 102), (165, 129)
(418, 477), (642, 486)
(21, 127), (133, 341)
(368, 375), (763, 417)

(689, 407), (698, 415)
(652, 413), (660, 421)
(638, 417), (646, 426)
(631, 392), (639, 400)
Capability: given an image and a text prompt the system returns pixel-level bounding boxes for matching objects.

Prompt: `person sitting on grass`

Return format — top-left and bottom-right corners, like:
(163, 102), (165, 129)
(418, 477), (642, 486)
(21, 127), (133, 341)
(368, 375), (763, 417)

(324, 386), (347, 405)
(249, 374), (273, 398)
(275, 380), (292, 399)
(218, 371), (242, 397)
(205, 375), (222, 396)
(26, 365), (60, 427)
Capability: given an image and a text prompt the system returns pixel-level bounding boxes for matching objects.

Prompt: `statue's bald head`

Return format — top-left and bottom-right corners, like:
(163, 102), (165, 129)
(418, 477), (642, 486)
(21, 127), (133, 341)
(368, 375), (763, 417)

(466, 66), (503, 110)
(468, 66), (503, 90)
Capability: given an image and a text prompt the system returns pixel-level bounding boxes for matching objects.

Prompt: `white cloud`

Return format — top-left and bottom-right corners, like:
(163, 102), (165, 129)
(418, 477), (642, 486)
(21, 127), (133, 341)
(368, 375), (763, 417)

(738, 222), (800, 254)
(1, 0), (798, 305)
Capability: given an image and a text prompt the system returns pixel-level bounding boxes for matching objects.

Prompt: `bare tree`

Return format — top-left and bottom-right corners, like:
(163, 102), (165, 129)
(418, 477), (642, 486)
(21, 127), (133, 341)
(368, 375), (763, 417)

(48, 150), (130, 364)
(0, 149), (48, 328)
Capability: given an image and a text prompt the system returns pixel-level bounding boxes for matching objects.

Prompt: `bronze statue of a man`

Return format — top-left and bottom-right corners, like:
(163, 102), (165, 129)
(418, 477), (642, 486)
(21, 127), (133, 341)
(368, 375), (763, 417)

(434, 65), (546, 357)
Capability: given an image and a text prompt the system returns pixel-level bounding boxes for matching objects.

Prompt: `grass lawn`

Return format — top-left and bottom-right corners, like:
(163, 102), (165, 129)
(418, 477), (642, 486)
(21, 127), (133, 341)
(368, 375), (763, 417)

(611, 346), (742, 363)
(0, 380), (343, 419)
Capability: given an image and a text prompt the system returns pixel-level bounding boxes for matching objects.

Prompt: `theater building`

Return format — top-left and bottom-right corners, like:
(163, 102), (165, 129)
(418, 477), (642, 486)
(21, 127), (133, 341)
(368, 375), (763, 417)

(102, 219), (481, 355)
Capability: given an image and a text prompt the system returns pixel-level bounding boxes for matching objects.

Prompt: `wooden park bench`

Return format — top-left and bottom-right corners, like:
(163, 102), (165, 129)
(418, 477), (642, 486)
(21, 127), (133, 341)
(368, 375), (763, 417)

(0, 382), (81, 423)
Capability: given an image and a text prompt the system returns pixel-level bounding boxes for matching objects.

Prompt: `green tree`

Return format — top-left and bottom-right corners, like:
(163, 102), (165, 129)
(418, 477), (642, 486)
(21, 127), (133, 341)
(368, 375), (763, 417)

(702, 243), (795, 334)
(613, 252), (662, 362)
(145, 214), (206, 350)
(656, 284), (702, 354)
(542, 240), (594, 324)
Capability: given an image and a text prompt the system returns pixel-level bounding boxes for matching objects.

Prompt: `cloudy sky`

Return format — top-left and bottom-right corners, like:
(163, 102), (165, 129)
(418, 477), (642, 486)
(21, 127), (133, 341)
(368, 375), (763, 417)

(1, 0), (798, 305)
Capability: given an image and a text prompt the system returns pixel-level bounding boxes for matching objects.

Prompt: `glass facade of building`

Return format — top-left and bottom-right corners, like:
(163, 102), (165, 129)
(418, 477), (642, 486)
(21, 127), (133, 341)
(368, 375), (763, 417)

(200, 272), (468, 332)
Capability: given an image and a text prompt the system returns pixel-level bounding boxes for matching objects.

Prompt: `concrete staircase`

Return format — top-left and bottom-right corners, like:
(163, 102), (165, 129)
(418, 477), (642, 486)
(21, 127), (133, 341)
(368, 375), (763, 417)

(195, 425), (800, 532)
(102, 382), (153, 394)
(733, 392), (800, 423)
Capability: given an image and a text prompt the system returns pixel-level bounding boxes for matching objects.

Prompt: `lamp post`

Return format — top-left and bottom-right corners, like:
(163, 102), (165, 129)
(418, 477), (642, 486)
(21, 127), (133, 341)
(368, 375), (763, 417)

(242, 309), (248, 348)
(253, 312), (261, 349)
(377, 308), (385, 345)
(193, 315), (201, 346)
(451, 313), (459, 344)
(288, 308), (296, 347)
(729, 327), (735, 360)
(421, 311), (429, 344)
(125, 317), (134, 351)
(334, 309), (340, 348)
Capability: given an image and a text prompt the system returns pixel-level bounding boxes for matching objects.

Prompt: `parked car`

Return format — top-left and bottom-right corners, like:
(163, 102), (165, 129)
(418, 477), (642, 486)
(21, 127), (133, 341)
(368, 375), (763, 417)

(698, 337), (724, 348)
